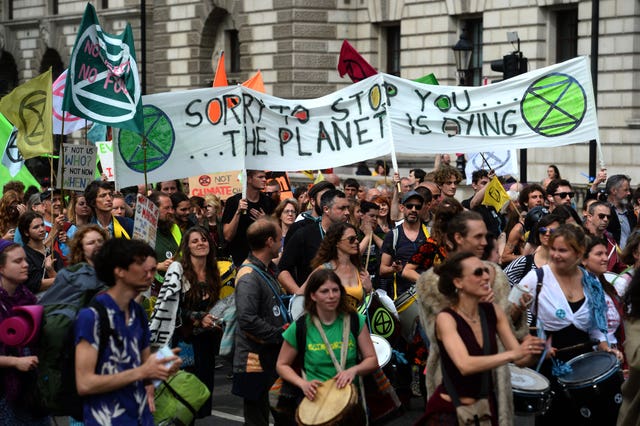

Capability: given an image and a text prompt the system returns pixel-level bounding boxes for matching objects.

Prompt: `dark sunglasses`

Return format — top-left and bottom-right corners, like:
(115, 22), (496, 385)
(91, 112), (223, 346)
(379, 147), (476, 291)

(265, 191), (280, 196)
(404, 203), (423, 210)
(538, 227), (556, 235)
(597, 213), (611, 220)
(554, 191), (574, 199)
(341, 235), (358, 244)
(472, 267), (490, 277)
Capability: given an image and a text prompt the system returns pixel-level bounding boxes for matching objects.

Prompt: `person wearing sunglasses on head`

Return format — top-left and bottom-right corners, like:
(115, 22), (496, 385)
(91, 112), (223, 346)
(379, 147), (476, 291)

(416, 211), (531, 424)
(584, 201), (627, 273)
(300, 222), (372, 309)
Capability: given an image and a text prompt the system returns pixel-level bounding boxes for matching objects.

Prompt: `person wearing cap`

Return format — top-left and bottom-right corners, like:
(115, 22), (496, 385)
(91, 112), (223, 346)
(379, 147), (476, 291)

(0, 239), (51, 424)
(379, 190), (429, 298)
(278, 189), (350, 294)
(84, 181), (134, 239)
(283, 181), (335, 247)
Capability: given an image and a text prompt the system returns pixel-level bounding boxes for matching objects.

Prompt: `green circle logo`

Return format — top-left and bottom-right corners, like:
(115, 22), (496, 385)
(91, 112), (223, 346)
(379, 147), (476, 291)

(520, 73), (586, 137)
(372, 308), (395, 338)
(117, 104), (175, 172)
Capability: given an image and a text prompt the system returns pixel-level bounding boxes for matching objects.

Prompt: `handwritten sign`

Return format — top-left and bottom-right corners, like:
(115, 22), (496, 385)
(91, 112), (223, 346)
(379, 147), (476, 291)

(133, 194), (159, 247)
(57, 143), (97, 191)
(188, 171), (242, 200)
(113, 57), (598, 188)
(95, 141), (115, 181)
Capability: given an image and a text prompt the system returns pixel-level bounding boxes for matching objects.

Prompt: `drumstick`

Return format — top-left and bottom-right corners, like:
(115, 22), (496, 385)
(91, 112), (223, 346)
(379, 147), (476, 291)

(364, 231), (373, 272)
(555, 342), (592, 353)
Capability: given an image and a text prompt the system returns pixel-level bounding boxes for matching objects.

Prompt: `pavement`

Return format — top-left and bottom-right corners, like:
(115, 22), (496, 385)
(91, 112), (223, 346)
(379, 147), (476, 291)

(196, 360), (424, 425)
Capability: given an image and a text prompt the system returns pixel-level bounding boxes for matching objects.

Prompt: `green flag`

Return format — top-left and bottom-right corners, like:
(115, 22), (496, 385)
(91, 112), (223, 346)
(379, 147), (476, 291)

(414, 73), (449, 110)
(0, 112), (40, 196)
(62, 3), (143, 134)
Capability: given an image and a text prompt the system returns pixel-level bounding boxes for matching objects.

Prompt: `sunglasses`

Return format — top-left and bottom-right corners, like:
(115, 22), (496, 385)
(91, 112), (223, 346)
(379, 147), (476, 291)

(471, 267), (490, 277)
(554, 191), (574, 199)
(404, 203), (423, 210)
(341, 235), (358, 244)
(538, 227), (556, 235)
(597, 213), (611, 220)
(265, 191), (280, 196)
(283, 209), (296, 215)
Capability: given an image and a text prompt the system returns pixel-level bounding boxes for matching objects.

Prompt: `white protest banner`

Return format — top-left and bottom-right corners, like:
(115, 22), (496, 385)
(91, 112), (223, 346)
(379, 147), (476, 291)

(465, 151), (519, 184)
(387, 56), (598, 153)
(95, 141), (115, 181)
(57, 143), (97, 191)
(113, 57), (597, 187)
(133, 194), (159, 248)
(188, 171), (242, 200)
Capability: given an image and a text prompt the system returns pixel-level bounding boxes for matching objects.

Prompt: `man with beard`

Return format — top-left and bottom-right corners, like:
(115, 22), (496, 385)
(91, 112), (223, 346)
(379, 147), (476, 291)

(605, 174), (636, 248)
(149, 192), (181, 288)
(379, 191), (429, 298)
(284, 180), (335, 246)
(222, 170), (275, 267)
(277, 189), (350, 294)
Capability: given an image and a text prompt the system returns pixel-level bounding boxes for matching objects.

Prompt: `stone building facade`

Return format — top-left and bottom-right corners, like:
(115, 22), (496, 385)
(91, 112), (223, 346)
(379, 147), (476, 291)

(0, 0), (638, 183)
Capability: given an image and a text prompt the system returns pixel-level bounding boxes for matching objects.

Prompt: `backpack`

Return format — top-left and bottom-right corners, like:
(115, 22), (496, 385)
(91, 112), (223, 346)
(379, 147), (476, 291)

(35, 263), (112, 420)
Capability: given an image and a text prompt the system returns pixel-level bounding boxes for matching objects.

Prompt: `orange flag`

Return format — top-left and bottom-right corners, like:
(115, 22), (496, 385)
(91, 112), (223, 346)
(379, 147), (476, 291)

(213, 51), (228, 87)
(242, 71), (265, 93)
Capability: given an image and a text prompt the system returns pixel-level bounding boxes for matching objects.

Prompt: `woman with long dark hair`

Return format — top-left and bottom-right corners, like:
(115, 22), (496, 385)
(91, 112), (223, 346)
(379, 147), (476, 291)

(151, 226), (222, 419)
(305, 222), (372, 308)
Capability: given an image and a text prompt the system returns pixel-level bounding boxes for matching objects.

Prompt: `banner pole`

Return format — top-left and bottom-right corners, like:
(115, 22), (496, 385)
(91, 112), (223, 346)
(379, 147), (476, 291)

(59, 114), (66, 213)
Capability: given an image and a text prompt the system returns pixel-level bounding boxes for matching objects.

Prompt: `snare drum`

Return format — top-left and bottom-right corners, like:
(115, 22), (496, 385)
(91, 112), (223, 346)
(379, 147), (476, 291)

(289, 295), (305, 321)
(557, 351), (623, 421)
(509, 364), (551, 416)
(394, 286), (420, 342)
(296, 378), (359, 426)
(370, 334), (392, 367)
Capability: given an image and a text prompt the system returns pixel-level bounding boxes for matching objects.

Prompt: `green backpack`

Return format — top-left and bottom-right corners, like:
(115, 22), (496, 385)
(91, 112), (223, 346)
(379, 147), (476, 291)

(153, 370), (211, 425)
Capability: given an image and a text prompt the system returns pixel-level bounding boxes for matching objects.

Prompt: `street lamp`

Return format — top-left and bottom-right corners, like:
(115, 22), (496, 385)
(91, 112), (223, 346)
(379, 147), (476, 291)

(452, 29), (473, 85)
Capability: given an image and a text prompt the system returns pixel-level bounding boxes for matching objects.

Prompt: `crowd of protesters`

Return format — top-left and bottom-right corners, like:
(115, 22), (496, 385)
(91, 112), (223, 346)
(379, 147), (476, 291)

(1, 160), (640, 426)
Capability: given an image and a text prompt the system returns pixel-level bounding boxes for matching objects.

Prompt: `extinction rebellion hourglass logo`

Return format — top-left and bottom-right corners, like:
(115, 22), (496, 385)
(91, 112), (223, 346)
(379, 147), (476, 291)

(520, 73), (587, 137)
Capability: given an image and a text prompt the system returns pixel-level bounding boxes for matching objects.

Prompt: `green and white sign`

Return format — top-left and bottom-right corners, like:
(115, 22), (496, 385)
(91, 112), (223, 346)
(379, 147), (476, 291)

(62, 3), (143, 134)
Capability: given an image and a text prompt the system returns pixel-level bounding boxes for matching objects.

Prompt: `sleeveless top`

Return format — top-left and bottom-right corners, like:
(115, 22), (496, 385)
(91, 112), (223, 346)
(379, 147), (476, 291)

(436, 302), (498, 398)
(323, 262), (364, 304)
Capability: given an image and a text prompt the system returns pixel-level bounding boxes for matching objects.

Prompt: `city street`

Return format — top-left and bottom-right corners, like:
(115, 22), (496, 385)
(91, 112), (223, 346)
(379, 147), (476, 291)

(197, 359), (424, 425)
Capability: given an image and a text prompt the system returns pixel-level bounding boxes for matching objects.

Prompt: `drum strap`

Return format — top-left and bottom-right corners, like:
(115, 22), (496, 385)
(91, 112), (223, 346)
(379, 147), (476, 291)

(441, 305), (491, 406)
(532, 267), (544, 326)
(312, 314), (350, 371)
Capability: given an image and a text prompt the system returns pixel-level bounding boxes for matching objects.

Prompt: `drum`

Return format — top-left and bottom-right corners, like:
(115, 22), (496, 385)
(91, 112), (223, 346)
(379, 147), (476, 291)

(508, 364), (551, 415)
(296, 378), (359, 426)
(358, 292), (401, 345)
(394, 286), (420, 342)
(557, 351), (624, 421)
(371, 334), (392, 368)
(289, 295), (305, 321)
(217, 259), (236, 299)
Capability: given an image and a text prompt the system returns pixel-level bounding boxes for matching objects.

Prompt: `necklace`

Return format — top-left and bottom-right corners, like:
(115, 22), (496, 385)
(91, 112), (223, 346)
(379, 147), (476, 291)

(456, 305), (479, 323)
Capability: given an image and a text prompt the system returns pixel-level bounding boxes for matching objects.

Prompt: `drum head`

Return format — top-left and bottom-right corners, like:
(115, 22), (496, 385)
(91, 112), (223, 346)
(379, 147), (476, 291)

(603, 272), (619, 284)
(296, 378), (354, 425)
(560, 351), (619, 386)
(508, 364), (549, 392)
(289, 295), (305, 321)
(371, 334), (392, 367)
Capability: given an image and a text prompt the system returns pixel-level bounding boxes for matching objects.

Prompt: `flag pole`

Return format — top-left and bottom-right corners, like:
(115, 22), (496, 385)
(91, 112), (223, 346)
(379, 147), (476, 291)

(59, 112), (66, 220)
(143, 136), (148, 192)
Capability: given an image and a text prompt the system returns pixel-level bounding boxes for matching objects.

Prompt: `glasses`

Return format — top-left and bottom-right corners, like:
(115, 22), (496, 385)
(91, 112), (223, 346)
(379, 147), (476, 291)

(404, 203), (423, 210)
(538, 227), (556, 235)
(341, 235), (358, 244)
(597, 213), (611, 220)
(554, 191), (574, 199)
(283, 209), (296, 215)
(471, 267), (490, 277)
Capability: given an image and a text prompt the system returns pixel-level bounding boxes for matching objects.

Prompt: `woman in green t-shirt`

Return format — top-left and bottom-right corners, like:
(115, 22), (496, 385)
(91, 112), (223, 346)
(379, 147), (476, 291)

(276, 268), (378, 401)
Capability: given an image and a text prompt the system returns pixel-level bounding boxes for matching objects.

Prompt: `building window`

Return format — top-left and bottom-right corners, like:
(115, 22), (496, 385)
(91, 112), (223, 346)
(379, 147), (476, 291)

(385, 24), (401, 76)
(8, 0), (14, 20)
(556, 9), (578, 62)
(463, 19), (483, 86)
(52, 0), (58, 15)
(226, 30), (240, 73)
